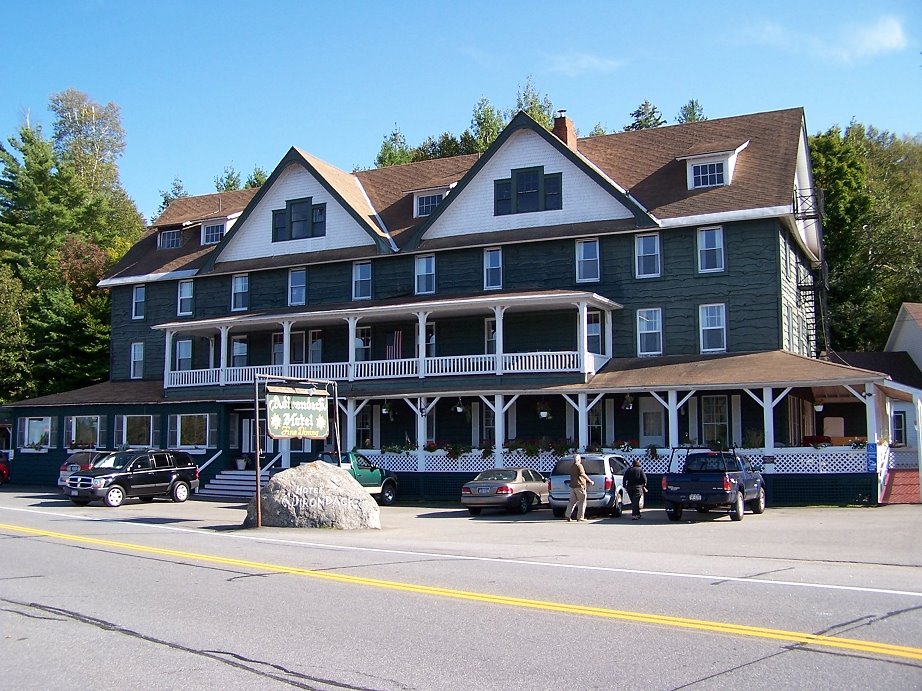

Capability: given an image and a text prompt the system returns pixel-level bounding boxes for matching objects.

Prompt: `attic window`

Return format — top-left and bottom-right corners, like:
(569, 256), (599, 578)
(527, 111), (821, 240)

(414, 190), (446, 218)
(494, 166), (562, 216)
(203, 222), (225, 244)
(159, 229), (181, 249)
(678, 140), (749, 191)
(272, 198), (326, 242)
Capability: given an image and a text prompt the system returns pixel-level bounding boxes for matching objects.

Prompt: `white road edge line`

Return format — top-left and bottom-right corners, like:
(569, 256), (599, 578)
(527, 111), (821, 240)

(3, 505), (920, 599)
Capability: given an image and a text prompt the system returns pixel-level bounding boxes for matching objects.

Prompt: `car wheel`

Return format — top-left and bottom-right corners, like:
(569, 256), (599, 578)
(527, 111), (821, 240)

(377, 481), (397, 506)
(749, 486), (766, 514)
(104, 485), (125, 508)
(467, 507), (482, 516)
(510, 494), (531, 514)
(665, 502), (683, 521)
(170, 481), (190, 503)
(70, 499), (91, 506)
(552, 507), (564, 518)
(611, 493), (623, 517)
(730, 491), (744, 521)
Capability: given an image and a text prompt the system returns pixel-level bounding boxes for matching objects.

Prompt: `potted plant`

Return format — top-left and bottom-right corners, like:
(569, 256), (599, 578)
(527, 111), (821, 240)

(536, 400), (552, 419)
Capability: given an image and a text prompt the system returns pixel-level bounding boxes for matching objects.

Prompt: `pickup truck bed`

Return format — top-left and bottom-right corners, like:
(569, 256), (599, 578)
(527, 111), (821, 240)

(661, 450), (765, 522)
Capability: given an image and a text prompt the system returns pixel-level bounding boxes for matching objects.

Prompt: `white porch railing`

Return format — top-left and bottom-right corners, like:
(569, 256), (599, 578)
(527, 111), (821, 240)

(165, 351), (583, 388)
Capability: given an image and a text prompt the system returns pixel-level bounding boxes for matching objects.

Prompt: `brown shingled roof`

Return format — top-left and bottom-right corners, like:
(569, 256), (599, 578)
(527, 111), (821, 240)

(153, 188), (258, 227)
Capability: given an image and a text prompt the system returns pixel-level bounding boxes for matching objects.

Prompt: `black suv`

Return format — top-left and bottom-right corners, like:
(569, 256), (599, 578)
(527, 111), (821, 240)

(63, 450), (200, 507)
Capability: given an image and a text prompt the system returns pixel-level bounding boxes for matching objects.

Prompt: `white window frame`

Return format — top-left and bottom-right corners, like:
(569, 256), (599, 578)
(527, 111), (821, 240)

(484, 248), (503, 290)
(168, 413), (217, 450)
(354, 326), (371, 361)
(691, 160), (725, 189)
(415, 255), (435, 295)
(635, 233), (660, 278)
(271, 331), (306, 366)
(130, 342), (144, 379)
(289, 268), (307, 306)
(202, 222), (225, 245)
(132, 285), (145, 319)
(701, 395), (729, 447)
(114, 414), (157, 448)
(19, 416), (54, 451)
(177, 279), (193, 316)
(415, 322), (436, 357)
(353, 261), (371, 300)
(587, 310), (602, 355)
(699, 303), (727, 353)
(892, 411), (907, 446)
(576, 238), (600, 283)
(175, 339), (192, 371)
(637, 308), (663, 356)
(159, 229), (181, 249)
(64, 414), (102, 450)
(414, 191), (445, 218)
(231, 274), (249, 311)
(309, 330), (323, 363)
(231, 336), (247, 368)
(697, 226), (725, 273)
(485, 318), (496, 355)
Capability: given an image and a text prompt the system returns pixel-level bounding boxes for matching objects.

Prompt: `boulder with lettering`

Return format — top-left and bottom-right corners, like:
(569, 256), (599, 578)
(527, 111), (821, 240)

(243, 461), (381, 529)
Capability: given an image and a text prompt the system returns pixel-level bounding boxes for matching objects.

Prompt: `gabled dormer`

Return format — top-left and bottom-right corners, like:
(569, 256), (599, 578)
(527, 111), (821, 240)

(412, 186), (451, 218)
(676, 140), (749, 190)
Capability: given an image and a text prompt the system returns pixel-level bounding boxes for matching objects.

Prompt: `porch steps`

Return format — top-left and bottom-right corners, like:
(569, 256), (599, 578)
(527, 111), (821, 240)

(197, 469), (271, 499)
(881, 469), (920, 505)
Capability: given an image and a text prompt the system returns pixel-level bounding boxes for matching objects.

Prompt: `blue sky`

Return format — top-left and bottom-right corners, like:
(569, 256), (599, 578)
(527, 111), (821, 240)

(3, 1), (920, 223)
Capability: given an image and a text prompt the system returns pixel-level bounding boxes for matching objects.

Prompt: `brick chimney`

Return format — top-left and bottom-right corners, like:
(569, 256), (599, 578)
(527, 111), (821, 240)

(552, 110), (577, 150)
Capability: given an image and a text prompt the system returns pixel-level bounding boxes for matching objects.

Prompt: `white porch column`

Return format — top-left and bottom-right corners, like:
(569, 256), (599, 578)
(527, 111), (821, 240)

(667, 390), (680, 448)
(865, 383), (879, 443)
(762, 387), (775, 450)
(281, 320), (293, 377)
(345, 398), (356, 453)
(577, 392), (588, 451)
(604, 309), (613, 357)
(163, 329), (174, 388)
(493, 394), (505, 468)
(492, 306), (506, 375)
(345, 316), (359, 381)
(218, 325), (230, 386)
(414, 311), (429, 378)
(577, 301), (589, 376)
(417, 397), (428, 472)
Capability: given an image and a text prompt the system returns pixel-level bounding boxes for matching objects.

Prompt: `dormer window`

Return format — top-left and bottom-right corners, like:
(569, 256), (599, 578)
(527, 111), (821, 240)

(159, 229), (181, 249)
(272, 198), (326, 241)
(203, 222), (225, 244)
(413, 189), (447, 218)
(494, 166), (562, 215)
(678, 140), (749, 191)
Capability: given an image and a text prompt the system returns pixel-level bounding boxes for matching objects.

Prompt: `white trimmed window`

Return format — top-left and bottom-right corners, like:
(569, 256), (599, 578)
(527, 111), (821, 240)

(231, 274), (248, 311)
(309, 330), (323, 363)
(203, 222), (225, 244)
(415, 322), (436, 357)
(353, 261), (371, 300)
(892, 411), (907, 446)
(64, 415), (103, 449)
(635, 233), (660, 278)
(159, 229), (181, 249)
(231, 336), (247, 368)
(175, 339), (192, 371)
(114, 415), (158, 448)
(132, 285), (145, 319)
(168, 413), (217, 449)
(130, 342), (144, 379)
(576, 239), (600, 283)
(697, 226), (724, 273)
(484, 248), (502, 290)
(485, 318), (496, 354)
(415, 255), (435, 295)
(415, 192), (445, 218)
(18, 416), (55, 451)
(271, 331), (306, 365)
(699, 303), (727, 352)
(637, 308), (663, 356)
(177, 279), (193, 316)
(289, 268), (306, 306)
(701, 395), (729, 447)
(354, 326), (371, 361)
(587, 310), (603, 355)
(693, 161), (725, 188)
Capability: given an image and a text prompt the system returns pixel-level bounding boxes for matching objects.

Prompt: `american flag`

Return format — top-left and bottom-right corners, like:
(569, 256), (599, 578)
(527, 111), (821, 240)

(386, 330), (403, 360)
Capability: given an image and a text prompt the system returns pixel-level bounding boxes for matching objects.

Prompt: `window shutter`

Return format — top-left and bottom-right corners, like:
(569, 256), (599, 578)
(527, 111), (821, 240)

(168, 415), (178, 447)
(50, 417), (59, 449)
(64, 416), (73, 447)
(98, 416), (108, 448)
(208, 414), (218, 448)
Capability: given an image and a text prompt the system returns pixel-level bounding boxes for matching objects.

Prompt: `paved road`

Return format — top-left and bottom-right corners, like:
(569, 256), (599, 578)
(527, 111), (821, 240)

(1, 488), (920, 690)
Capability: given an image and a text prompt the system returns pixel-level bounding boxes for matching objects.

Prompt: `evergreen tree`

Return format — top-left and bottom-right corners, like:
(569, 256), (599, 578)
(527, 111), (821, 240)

(623, 100), (666, 131)
(214, 165), (242, 192)
(157, 177), (189, 216)
(512, 76), (555, 130)
(676, 99), (707, 123)
(245, 165), (268, 188)
(375, 125), (414, 167)
(589, 122), (608, 136)
(468, 97), (505, 152)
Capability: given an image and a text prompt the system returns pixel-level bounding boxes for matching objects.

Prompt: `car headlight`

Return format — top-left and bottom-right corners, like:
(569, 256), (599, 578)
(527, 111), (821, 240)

(91, 477), (109, 489)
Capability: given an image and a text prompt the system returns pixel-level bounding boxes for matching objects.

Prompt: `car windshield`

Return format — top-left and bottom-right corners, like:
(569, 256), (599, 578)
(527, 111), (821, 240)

(474, 470), (517, 482)
(552, 458), (605, 475)
(91, 452), (134, 470)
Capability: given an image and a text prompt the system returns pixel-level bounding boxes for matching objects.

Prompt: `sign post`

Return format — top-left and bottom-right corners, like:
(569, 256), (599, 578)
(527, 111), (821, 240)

(253, 375), (339, 528)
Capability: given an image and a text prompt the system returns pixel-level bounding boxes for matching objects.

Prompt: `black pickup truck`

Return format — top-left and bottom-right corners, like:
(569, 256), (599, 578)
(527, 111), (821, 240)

(661, 450), (765, 522)
(63, 449), (200, 507)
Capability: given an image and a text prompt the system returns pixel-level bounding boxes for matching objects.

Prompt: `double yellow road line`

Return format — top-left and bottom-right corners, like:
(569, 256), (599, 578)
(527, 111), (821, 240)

(5, 523), (922, 662)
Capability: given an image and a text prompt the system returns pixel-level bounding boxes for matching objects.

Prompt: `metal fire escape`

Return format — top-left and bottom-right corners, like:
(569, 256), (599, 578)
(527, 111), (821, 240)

(794, 186), (830, 358)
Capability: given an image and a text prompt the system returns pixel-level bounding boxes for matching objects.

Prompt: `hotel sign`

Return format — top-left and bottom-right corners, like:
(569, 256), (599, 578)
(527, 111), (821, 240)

(265, 385), (329, 440)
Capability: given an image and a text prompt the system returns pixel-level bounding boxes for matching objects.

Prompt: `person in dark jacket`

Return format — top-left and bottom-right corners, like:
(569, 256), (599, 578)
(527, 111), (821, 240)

(623, 459), (648, 520)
